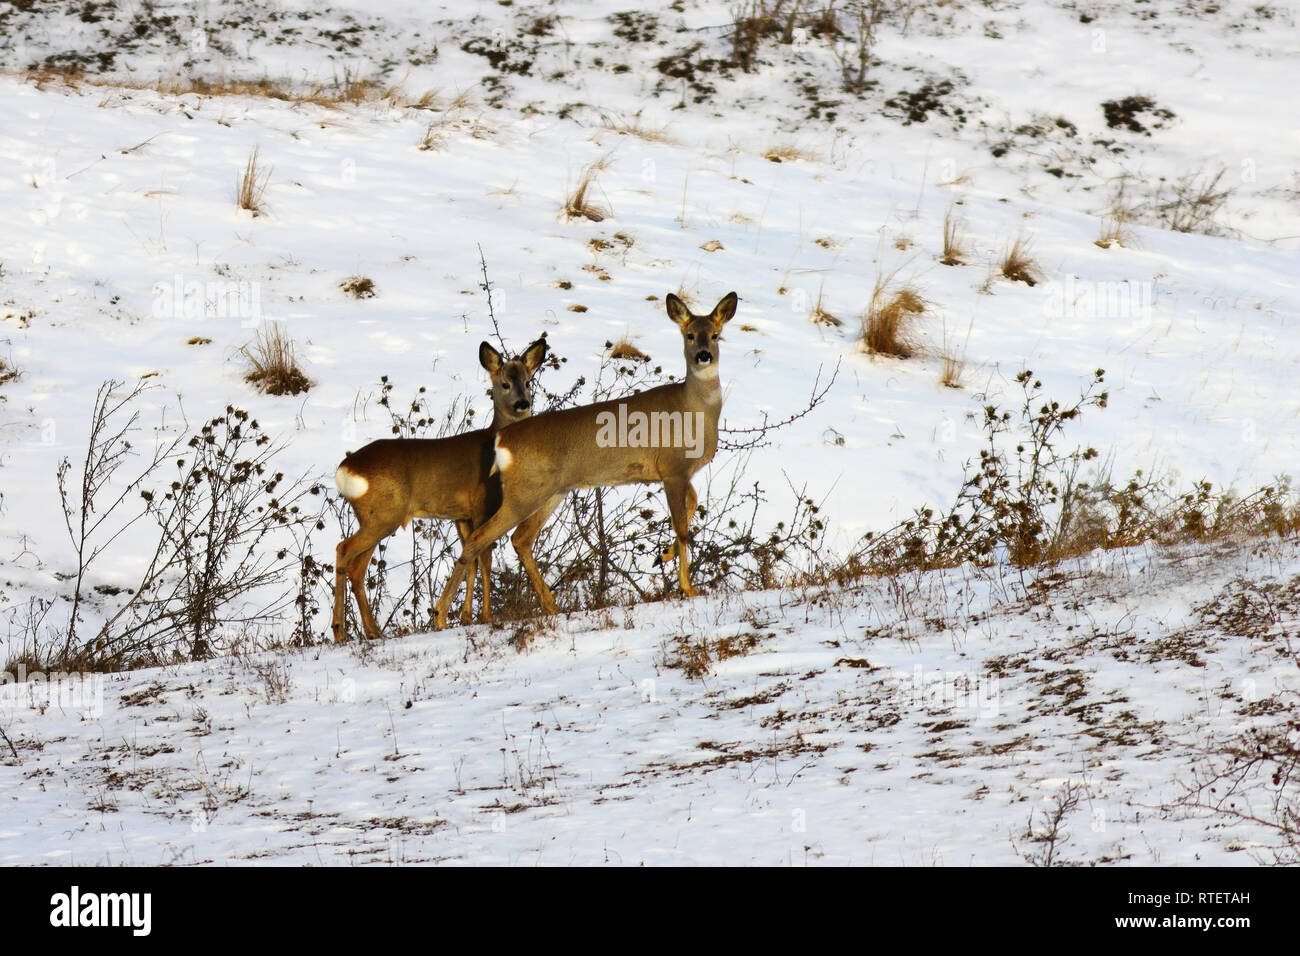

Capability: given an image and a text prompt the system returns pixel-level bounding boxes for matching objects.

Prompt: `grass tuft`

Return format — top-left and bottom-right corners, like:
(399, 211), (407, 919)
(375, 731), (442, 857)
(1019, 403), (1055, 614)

(242, 324), (310, 396)
(236, 147), (271, 217)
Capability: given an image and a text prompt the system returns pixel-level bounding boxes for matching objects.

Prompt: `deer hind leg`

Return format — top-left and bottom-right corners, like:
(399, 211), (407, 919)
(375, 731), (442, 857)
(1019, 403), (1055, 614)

(662, 479), (699, 598)
(510, 493), (565, 615)
(347, 543), (385, 639)
(454, 520), (476, 625)
(334, 523), (393, 642)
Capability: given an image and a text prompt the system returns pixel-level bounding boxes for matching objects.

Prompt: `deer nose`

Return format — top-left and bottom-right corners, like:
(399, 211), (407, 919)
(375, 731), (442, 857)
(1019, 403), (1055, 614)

(695, 350), (713, 365)
(513, 400), (530, 412)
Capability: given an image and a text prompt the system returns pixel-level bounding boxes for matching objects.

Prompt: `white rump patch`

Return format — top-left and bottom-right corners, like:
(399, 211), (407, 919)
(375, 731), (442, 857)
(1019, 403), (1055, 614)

(335, 465), (369, 500)
(493, 436), (513, 474)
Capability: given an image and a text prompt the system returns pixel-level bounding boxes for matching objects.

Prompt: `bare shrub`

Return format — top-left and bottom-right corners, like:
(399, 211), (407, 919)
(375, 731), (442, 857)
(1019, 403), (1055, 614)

(1154, 166), (1233, 236)
(831, 0), (885, 92)
(242, 324), (310, 396)
(1169, 689), (1300, 864)
(855, 368), (1300, 576)
(236, 147), (271, 217)
(24, 381), (327, 671)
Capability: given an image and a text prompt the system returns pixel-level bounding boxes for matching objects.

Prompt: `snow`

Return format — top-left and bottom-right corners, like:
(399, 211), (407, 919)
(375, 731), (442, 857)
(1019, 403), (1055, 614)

(0, 0), (1297, 864)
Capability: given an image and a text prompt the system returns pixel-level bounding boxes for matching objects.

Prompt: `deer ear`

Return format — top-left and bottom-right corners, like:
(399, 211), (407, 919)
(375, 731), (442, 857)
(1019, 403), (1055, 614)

(522, 335), (549, 374)
(710, 292), (738, 327)
(479, 341), (503, 373)
(665, 293), (692, 328)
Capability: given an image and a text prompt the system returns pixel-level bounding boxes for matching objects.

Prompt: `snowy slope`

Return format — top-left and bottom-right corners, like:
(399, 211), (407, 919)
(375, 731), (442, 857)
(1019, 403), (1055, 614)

(1, 539), (1297, 866)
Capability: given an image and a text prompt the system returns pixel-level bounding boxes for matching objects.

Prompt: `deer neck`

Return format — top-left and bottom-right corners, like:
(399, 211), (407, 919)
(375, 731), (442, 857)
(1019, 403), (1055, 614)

(490, 407), (520, 432)
(683, 362), (723, 416)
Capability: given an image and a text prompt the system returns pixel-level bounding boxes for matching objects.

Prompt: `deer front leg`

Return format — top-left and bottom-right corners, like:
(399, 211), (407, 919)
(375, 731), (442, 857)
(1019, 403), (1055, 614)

(510, 493), (565, 615)
(455, 520), (476, 625)
(662, 479), (699, 598)
(435, 502), (530, 630)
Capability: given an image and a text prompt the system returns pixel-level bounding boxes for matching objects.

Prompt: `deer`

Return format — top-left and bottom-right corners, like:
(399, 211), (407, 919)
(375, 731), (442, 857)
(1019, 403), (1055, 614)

(431, 291), (737, 630)
(332, 336), (549, 642)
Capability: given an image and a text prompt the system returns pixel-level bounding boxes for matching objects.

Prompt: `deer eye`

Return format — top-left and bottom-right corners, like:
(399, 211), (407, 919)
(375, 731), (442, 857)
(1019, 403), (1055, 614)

(711, 333), (718, 340)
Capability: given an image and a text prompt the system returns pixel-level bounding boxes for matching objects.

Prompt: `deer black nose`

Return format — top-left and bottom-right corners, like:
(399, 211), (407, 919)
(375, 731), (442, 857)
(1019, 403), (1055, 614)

(695, 350), (713, 365)
(513, 400), (530, 412)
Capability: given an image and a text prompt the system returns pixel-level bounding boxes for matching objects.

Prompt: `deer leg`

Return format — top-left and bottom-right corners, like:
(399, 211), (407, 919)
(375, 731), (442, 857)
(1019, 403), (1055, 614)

(510, 493), (565, 615)
(435, 500), (534, 630)
(334, 522), (393, 642)
(663, 479), (699, 598)
(347, 544), (384, 639)
(478, 541), (495, 624)
(455, 520), (476, 624)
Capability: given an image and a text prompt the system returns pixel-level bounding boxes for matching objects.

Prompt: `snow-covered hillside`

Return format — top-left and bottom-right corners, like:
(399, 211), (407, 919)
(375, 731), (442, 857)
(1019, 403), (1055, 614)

(0, 1), (1297, 864)
(1, 540), (1297, 865)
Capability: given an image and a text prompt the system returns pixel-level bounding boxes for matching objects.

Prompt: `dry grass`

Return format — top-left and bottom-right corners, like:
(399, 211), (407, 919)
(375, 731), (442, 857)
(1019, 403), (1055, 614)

(999, 235), (1040, 286)
(1155, 166), (1233, 235)
(341, 276), (376, 299)
(940, 207), (968, 265)
(863, 276), (926, 358)
(600, 114), (675, 144)
(939, 319), (973, 389)
(809, 285), (842, 327)
(18, 66), (445, 113)
(186, 336), (212, 346)
(763, 143), (815, 164)
(564, 156), (613, 222)
(241, 324), (310, 396)
(1095, 179), (1139, 249)
(0, 357), (19, 386)
(608, 337), (650, 362)
(236, 147), (271, 217)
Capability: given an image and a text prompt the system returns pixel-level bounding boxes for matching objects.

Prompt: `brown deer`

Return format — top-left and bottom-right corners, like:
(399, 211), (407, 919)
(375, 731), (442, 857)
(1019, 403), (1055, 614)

(432, 292), (737, 629)
(333, 337), (549, 641)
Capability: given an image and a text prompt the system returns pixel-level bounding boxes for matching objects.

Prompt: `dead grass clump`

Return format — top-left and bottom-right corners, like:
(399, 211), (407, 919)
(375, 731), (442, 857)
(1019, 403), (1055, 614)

(863, 277), (926, 357)
(665, 631), (762, 679)
(999, 235), (1040, 286)
(939, 318), (974, 389)
(236, 147), (271, 217)
(341, 276), (376, 299)
(763, 143), (815, 164)
(186, 336), (212, 346)
(1155, 166), (1233, 236)
(809, 285), (842, 327)
(0, 357), (19, 386)
(600, 114), (675, 144)
(564, 156), (613, 222)
(608, 338), (650, 362)
(242, 325), (310, 396)
(941, 207), (968, 265)
(1096, 180), (1137, 249)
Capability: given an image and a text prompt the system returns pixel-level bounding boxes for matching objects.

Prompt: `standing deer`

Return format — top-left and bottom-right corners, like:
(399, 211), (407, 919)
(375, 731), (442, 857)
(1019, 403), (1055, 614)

(432, 292), (738, 629)
(333, 336), (549, 641)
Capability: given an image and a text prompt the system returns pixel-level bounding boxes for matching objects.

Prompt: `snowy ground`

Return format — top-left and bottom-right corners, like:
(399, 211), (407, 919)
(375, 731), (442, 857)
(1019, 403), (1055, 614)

(1, 538), (1297, 865)
(0, 1), (1298, 863)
